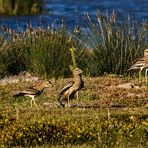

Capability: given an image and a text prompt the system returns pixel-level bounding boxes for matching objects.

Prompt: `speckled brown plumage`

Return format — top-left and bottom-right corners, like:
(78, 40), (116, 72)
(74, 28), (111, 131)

(58, 67), (84, 107)
(13, 81), (52, 108)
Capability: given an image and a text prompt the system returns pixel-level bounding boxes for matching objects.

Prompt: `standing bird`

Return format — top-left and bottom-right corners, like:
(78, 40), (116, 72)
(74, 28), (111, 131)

(58, 67), (84, 107)
(127, 49), (148, 83)
(13, 80), (52, 109)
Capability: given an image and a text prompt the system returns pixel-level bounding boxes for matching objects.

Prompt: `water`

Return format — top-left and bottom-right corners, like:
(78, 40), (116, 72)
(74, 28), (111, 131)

(0, 0), (147, 30)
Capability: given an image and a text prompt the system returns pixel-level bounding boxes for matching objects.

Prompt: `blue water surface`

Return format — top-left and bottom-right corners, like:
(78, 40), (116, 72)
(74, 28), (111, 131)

(0, 0), (147, 30)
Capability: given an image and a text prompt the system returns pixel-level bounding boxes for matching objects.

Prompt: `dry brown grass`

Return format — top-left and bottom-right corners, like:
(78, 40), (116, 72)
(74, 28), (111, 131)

(0, 75), (148, 110)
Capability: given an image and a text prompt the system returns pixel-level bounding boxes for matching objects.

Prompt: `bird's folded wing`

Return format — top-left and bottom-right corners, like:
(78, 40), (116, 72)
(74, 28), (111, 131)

(59, 81), (74, 96)
(128, 59), (147, 71)
(14, 88), (39, 96)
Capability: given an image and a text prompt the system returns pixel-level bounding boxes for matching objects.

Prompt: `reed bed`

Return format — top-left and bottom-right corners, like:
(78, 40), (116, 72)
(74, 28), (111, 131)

(80, 12), (148, 75)
(0, 24), (86, 78)
(0, 12), (148, 78)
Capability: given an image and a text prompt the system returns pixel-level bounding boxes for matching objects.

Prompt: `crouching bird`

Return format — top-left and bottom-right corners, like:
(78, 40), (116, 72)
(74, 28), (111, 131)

(58, 67), (84, 107)
(13, 80), (52, 109)
(127, 49), (148, 83)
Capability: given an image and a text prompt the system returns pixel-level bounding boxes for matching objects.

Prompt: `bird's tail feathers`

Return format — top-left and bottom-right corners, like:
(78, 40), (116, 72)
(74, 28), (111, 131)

(127, 67), (134, 72)
(127, 65), (142, 72)
(58, 98), (66, 107)
(13, 91), (24, 97)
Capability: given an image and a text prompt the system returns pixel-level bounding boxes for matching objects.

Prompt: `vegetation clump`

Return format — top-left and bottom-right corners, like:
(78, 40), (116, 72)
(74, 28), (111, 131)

(0, 12), (148, 78)
(0, 24), (86, 78)
(81, 12), (148, 75)
(0, 74), (148, 147)
(0, 109), (148, 147)
(0, 0), (44, 15)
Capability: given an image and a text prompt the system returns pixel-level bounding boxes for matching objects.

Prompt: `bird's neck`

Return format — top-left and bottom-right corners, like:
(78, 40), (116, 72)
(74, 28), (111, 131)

(74, 74), (82, 81)
(144, 52), (148, 57)
(74, 74), (84, 89)
(33, 85), (46, 92)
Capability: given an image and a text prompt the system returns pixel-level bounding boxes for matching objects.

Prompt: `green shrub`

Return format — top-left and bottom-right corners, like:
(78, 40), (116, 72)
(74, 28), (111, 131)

(81, 12), (148, 75)
(0, 12), (148, 78)
(21, 26), (73, 78)
(0, 25), (86, 78)
(0, 28), (27, 77)
(0, 113), (148, 147)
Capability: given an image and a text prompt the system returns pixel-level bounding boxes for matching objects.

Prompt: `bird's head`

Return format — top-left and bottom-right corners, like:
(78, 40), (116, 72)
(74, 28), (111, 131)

(43, 81), (52, 88)
(72, 67), (83, 75)
(35, 80), (52, 88)
(32, 80), (52, 91)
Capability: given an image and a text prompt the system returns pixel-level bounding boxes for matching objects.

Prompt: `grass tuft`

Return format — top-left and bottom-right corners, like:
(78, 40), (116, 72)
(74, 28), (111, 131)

(80, 12), (148, 75)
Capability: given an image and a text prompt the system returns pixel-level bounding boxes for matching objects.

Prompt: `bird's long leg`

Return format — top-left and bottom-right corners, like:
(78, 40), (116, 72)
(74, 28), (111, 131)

(145, 68), (148, 83)
(33, 98), (39, 109)
(30, 96), (38, 109)
(67, 95), (70, 107)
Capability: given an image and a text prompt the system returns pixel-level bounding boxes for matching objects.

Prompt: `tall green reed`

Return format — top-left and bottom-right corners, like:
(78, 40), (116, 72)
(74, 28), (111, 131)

(81, 11), (148, 75)
(0, 24), (86, 78)
(0, 12), (147, 78)
(0, 28), (26, 77)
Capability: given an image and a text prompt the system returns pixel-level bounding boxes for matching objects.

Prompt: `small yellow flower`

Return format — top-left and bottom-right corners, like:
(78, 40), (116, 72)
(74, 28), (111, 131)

(19, 133), (22, 137)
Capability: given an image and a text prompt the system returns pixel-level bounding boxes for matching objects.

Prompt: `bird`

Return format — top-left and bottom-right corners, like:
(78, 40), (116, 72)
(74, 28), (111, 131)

(127, 49), (148, 83)
(58, 67), (84, 107)
(13, 80), (52, 109)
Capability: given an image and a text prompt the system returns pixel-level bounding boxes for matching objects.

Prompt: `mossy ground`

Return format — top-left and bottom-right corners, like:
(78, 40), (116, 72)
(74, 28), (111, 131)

(0, 75), (148, 147)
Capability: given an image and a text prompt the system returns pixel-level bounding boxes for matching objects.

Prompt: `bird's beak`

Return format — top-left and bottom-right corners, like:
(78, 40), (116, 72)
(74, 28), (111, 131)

(79, 69), (83, 73)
